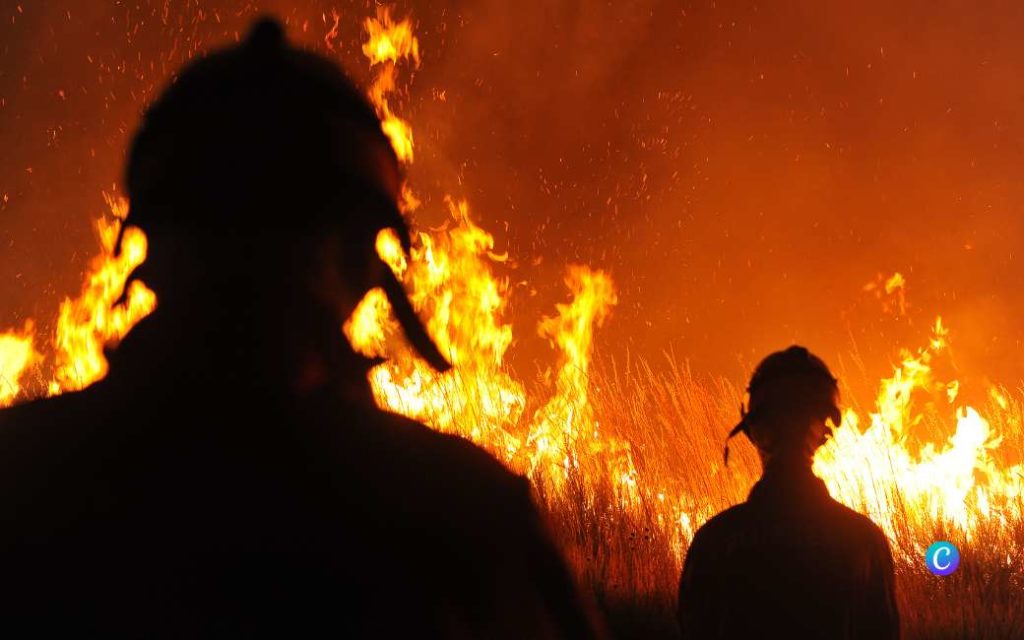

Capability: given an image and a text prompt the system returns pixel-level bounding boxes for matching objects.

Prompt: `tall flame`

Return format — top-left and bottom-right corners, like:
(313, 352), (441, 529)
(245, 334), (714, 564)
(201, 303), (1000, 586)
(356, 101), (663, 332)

(526, 267), (630, 490)
(350, 9), (640, 500)
(362, 7), (420, 164)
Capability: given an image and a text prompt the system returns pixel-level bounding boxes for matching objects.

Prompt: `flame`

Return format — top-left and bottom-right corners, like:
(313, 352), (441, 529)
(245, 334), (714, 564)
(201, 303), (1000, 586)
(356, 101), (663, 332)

(814, 317), (1024, 551)
(362, 7), (420, 164)
(864, 271), (908, 316)
(345, 199), (527, 459)
(347, 7), (1024, 571)
(0, 194), (155, 405)
(884, 272), (906, 295)
(348, 218), (635, 491)
(526, 267), (632, 490)
(48, 194), (156, 393)
(0, 324), (38, 407)
(350, 9), (641, 498)
(3, 8), (1021, 591)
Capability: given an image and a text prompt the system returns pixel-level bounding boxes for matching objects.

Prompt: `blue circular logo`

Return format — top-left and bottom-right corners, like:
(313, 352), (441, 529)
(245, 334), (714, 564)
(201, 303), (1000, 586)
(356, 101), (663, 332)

(925, 541), (960, 576)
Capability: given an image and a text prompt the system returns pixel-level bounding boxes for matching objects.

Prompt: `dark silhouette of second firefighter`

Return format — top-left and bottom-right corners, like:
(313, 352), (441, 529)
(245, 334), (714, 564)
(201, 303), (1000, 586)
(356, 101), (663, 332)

(0, 19), (603, 639)
(677, 346), (900, 640)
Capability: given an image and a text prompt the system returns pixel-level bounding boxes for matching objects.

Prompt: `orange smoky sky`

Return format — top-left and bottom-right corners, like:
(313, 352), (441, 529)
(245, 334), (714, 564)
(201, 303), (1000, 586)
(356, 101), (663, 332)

(2, 0), (1023, 397)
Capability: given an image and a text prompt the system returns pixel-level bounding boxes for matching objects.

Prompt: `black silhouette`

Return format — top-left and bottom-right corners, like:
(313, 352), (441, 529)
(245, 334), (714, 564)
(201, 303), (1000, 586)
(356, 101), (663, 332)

(677, 346), (900, 640)
(0, 19), (602, 639)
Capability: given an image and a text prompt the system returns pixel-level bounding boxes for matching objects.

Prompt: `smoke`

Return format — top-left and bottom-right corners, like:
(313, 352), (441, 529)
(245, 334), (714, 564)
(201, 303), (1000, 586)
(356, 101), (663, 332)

(3, 0), (1024, 391)
(409, 0), (1024, 390)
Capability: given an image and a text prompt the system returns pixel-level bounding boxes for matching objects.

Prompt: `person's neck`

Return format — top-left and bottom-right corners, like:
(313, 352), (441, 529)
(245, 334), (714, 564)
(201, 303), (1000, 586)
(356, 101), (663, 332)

(761, 451), (816, 477)
(108, 294), (353, 397)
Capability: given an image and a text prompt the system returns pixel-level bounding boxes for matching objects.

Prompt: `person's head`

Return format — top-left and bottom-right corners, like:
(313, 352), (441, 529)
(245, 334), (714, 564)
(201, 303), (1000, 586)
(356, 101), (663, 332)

(121, 18), (448, 372)
(727, 346), (841, 468)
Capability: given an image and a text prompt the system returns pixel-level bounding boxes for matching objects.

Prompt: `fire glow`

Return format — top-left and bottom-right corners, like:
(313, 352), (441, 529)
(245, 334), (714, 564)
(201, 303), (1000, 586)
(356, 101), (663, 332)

(348, 9), (1024, 563)
(2, 6), (1023, 575)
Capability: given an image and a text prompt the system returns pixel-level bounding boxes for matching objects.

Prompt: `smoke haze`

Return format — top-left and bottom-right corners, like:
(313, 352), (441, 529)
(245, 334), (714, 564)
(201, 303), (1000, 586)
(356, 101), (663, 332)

(3, 0), (1023, 396)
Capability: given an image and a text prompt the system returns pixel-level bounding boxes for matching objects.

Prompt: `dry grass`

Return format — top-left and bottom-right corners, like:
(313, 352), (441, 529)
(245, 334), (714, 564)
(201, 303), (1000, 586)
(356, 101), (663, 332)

(524, 355), (1024, 640)
(9, 345), (1023, 638)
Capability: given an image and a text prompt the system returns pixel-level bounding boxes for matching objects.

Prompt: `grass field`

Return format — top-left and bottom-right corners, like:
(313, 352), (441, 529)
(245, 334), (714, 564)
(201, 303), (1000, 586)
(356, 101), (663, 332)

(7, 329), (1022, 638)
(515, 356), (1024, 639)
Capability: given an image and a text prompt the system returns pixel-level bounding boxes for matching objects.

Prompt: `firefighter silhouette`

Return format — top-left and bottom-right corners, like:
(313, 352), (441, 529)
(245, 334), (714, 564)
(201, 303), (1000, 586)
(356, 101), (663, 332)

(0, 19), (603, 639)
(677, 346), (900, 640)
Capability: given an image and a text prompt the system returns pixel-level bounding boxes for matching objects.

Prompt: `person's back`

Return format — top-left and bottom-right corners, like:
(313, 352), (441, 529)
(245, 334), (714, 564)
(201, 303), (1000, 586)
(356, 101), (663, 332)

(677, 346), (899, 640)
(0, 331), (590, 637)
(678, 463), (898, 639)
(0, 19), (601, 639)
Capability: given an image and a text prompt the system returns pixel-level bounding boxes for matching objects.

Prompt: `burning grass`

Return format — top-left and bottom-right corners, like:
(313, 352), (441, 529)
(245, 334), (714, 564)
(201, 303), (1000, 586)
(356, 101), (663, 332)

(562, 357), (1024, 639)
(344, 176), (1024, 640)
(353, 316), (1024, 639)
(3, 7), (1023, 638)
(345, 14), (1024, 634)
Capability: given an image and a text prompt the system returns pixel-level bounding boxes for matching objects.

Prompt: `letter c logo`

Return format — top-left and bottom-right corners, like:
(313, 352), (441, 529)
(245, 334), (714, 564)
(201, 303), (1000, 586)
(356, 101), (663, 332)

(925, 541), (960, 576)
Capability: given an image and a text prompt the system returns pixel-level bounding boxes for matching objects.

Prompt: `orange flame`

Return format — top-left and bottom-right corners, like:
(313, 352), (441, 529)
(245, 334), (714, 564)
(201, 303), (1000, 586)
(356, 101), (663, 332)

(814, 316), (1024, 552)
(0, 323), (38, 407)
(864, 271), (908, 316)
(3, 9), (1020, 586)
(345, 200), (527, 459)
(0, 194), (155, 405)
(351, 10), (638, 499)
(526, 267), (631, 489)
(362, 7), (420, 164)
(49, 194), (156, 394)
(348, 7), (1024, 569)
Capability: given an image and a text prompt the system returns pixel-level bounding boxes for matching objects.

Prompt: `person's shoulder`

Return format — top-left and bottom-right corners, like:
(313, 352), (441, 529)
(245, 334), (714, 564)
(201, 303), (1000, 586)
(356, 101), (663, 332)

(689, 502), (751, 548)
(356, 406), (531, 503)
(824, 494), (891, 549)
(701, 501), (751, 529)
(0, 385), (123, 529)
(0, 386), (106, 457)
(0, 386), (121, 481)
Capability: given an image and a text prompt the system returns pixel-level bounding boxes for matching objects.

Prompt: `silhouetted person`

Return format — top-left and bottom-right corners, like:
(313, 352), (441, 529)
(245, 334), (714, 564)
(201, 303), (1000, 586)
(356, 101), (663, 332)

(0, 20), (602, 639)
(677, 346), (900, 640)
